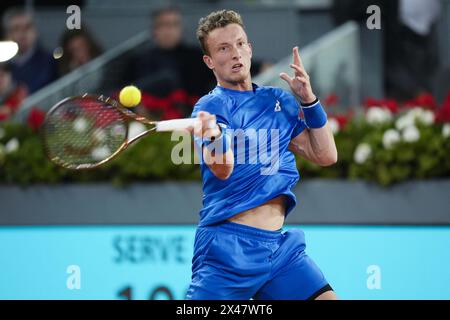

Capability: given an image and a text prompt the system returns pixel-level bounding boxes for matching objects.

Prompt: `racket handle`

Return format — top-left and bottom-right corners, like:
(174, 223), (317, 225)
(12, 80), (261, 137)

(155, 118), (199, 132)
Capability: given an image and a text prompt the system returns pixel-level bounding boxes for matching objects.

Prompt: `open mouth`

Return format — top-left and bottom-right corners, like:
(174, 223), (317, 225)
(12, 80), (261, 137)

(232, 63), (243, 72)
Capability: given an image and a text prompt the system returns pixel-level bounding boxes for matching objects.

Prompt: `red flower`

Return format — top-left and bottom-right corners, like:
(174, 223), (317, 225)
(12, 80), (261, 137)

(404, 92), (437, 110)
(6, 86), (27, 112)
(335, 114), (351, 128)
(403, 99), (416, 108)
(381, 99), (399, 113)
(161, 108), (183, 120)
(140, 89), (198, 119)
(435, 91), (450, 123)
(415, 92), (437, 109)
(363, 97), (398, 113)
(329, 110), (353, 129)
(444, 91), (450, 109)
(188, 95), (200, 106)
(363, 97), (380, 108)
(140, 92), (171, 111)
(0, 85), (27, 122)
(324, 93), (339, 107)
(169, 89), (188, 104)
(27, 107), (46, 130)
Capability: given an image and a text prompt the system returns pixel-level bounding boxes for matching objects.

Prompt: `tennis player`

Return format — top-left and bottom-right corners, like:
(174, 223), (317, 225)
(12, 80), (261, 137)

(186, 10), (338, 300)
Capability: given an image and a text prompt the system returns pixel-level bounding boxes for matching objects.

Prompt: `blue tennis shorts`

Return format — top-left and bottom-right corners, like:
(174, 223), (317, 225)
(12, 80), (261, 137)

(186, 221), (331, 300)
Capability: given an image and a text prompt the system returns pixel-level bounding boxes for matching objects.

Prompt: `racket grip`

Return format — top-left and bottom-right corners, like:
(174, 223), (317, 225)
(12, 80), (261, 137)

(156, 118), (199, 132)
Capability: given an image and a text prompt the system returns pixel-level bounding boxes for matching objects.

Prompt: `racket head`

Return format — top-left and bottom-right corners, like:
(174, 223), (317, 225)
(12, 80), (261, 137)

(42, 95), (130, 170)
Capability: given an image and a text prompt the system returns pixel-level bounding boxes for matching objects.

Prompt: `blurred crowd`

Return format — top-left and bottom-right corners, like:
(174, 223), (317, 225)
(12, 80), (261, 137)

(113, 6), (271, 120)
(0, 5), (271, 122)
(125, 6), (216, 120)
(0, 6), (102, 121)
(333, 0), (443, 101)
(0, 1), (447, 124)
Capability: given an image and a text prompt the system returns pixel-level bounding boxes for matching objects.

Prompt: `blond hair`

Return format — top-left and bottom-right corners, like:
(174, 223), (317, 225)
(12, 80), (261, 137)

(196, 10), (245, 54)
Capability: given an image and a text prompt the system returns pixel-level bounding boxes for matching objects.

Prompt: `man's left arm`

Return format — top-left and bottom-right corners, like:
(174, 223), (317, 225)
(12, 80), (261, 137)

(280, 46), (338, 167)
(289, 115), (337, 167)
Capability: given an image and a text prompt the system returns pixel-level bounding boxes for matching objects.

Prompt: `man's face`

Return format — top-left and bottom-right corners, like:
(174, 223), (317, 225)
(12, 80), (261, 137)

(152, 11), (182, 50)
(203, 24), (252, 86)
(6, 14), (37, 54)
(67, 36), (91, 66)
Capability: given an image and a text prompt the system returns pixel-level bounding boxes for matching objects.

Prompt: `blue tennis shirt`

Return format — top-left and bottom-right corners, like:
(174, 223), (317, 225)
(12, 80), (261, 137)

(191, 83), (307, 227)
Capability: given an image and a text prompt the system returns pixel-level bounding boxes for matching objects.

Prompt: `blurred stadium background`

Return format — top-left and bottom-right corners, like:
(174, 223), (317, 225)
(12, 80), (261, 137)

(0, 0), (450, 300)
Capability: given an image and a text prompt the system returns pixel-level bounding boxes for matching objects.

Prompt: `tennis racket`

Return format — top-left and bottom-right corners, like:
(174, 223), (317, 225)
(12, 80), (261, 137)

(42, 93), (199, 170)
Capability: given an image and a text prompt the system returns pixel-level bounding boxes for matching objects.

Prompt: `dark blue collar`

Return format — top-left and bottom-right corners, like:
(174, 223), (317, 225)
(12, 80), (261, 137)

(216, 83), (259, 94)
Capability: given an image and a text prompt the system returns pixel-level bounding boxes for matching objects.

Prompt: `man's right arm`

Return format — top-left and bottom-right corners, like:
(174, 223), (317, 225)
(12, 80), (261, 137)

(194, 111), (234, 180)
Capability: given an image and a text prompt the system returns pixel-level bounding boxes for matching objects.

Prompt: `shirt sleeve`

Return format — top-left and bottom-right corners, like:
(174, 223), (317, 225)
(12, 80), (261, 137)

(292, 117), (307, 138)
(279, 89), (307, 139)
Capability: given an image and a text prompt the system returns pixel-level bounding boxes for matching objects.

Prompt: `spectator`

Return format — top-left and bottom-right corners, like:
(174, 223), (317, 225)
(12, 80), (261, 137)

(390, 0), (441, 100)
(129, 6), (216, 118)
(58, 27), (103, 76)
(332, 0), (441, 101)
(2, 7), (58, 94)
(0, 62), (27, 121)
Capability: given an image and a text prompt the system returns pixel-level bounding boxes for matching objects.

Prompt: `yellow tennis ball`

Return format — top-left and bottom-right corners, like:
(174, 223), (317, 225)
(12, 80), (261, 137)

(119, 85), (141, 107)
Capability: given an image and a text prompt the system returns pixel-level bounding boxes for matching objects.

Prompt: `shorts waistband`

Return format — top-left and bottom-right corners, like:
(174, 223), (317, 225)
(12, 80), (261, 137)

(206, 221), (283, 242)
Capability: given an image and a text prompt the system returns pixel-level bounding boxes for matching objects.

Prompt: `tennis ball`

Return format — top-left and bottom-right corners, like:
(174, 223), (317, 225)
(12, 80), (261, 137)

(119, 85), (141, 107)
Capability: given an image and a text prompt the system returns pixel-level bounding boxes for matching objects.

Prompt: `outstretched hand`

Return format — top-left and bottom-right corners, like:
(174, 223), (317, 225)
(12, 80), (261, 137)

(280, 47), (316, 104)
(191, 111), (221, 140)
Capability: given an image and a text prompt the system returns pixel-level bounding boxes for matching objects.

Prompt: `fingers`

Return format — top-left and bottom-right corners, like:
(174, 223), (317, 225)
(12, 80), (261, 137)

(280, 71), (309, 88)
(292, 46), (305, 69)
(197, 111), (216, 129)
(289, 63), (308, 77)
(197, 111), (211, 120)
(292, 46), (300, 66)
(295, 76), (309, 85)
(207, 120), (216, 129)
(279, 72), (292, 85)
(194, 111), (221, 139)
(181, 128), (193, 134)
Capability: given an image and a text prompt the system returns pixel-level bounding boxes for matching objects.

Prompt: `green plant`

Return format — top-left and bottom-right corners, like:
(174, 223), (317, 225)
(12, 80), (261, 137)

(1, 94), (449, 186)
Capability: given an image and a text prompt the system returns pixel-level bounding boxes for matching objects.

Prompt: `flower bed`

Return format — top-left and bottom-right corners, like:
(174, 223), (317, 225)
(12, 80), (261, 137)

(1, 93), (449, 186)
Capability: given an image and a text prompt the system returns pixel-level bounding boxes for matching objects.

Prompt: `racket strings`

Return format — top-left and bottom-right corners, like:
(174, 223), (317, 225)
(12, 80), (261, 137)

(43, 97), (128, 168)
